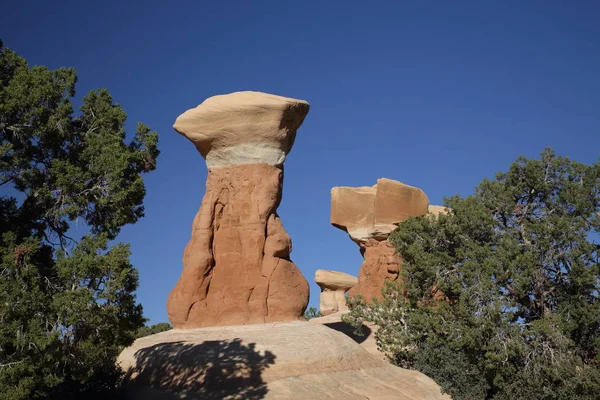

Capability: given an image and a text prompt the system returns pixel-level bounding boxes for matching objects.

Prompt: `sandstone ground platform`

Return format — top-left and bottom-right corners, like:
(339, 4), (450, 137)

(118, 320), (448, 399)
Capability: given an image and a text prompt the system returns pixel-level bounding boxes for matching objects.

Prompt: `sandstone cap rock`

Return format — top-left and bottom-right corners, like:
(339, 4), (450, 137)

(374, 178), (429, 232)
(173, 91), (310, 168)
(331, 178), (429, 242)
(315, 270), (358, 291)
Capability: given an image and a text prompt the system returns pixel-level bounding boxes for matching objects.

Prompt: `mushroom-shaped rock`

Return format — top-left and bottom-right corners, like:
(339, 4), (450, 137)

(167, 91), (310, 328)
(331, 178), (429, 301)
(315, 270), (358, 315)
(173, 91), (309, 168)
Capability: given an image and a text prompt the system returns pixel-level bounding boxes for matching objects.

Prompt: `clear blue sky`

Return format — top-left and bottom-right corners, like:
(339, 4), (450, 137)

(3, 1), (600, 324)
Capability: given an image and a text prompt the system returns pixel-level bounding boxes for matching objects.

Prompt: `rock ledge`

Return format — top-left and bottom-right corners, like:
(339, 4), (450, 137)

(119, 321), (448, 400)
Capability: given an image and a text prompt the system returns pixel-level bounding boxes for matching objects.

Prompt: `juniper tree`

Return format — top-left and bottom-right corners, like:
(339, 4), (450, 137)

(0, 42), (159, 399)
(135, 322), (172, 339)
(344, 148), (600, 400)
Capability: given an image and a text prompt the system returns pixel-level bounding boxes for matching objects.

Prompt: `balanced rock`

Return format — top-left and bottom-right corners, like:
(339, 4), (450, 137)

(331, 178), (429, 301)
(314, 270), (357, 315)
(166, 91), (310, 328)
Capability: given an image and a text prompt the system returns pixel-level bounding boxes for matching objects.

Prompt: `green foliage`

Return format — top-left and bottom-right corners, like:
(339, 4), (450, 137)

(303, 307), (322, 320)
(136, 322), (173, 339)
(344, 148), (600, 400)
(0, 42), (159, 399)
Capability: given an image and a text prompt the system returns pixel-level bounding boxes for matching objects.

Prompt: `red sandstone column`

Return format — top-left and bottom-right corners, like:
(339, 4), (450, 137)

(167, 91), (310, 328)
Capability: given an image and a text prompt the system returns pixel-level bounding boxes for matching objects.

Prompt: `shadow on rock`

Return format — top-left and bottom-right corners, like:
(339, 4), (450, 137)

(124, 338), (276, 400)
(323, 322), (372, 344)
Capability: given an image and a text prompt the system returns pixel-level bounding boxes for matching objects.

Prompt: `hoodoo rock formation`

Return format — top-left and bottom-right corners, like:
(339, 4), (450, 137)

(314, 269), (357, 315)
(166, 91), (310, 328)
(118, 94), (450, 400)
(331, 178), (429, 301)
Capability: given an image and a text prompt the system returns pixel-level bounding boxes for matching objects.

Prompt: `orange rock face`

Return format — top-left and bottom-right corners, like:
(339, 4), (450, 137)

(167, 92), (310, 328)
(167, 164), (309, 328)
(347, 239), (401, 300)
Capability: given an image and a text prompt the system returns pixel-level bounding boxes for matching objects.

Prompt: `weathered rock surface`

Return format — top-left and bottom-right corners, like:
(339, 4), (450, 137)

(348, 239), (402, 300)
(331, 178), (429, 301)
(314, 270), (357, 315)
(118, 321), (448, 400)
(428, 204), (451, 217)
(310, 311), (383, 360)
(167, 92), (310, 328)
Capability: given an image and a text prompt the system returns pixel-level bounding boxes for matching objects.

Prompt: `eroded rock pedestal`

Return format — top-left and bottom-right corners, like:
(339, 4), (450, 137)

(166, 91), (310, 328)
(314, 270), (357, 315)
(331, 178), (430, 301)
